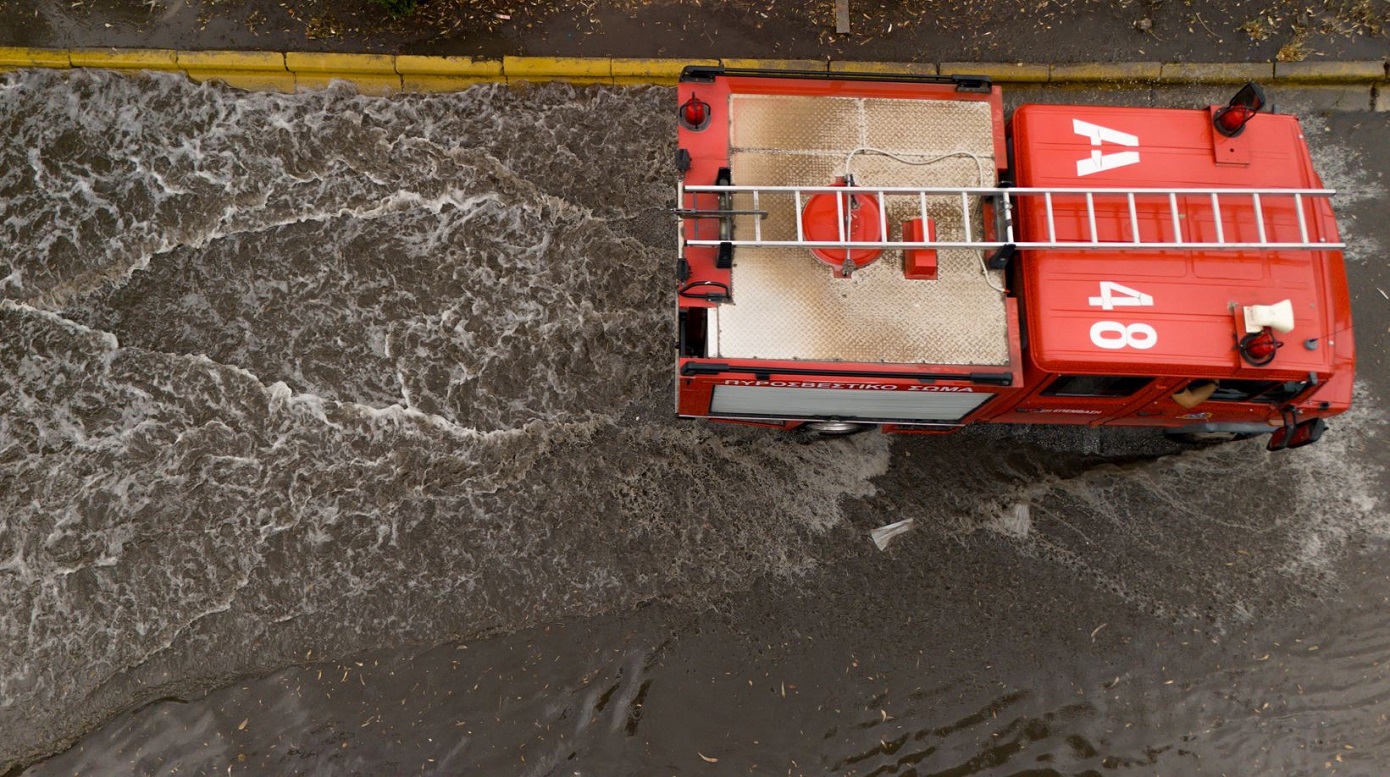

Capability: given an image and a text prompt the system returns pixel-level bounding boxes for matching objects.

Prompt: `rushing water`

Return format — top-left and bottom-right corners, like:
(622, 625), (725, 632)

(1, 70), (1387, 774)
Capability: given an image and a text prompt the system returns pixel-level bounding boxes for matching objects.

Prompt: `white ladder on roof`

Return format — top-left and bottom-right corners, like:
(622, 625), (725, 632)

(677, 183), (1345, 252)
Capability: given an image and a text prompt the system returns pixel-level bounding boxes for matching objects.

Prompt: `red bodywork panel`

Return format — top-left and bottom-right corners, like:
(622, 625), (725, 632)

(675, 70), (1354, 438)
(1007, 104), (1354, 423)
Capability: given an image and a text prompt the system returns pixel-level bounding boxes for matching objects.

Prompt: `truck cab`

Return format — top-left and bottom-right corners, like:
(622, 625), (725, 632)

(674, 67), (1353, 450)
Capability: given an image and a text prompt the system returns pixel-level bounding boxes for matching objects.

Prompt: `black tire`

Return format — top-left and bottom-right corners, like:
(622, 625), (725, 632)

(800, 421), (874, 439)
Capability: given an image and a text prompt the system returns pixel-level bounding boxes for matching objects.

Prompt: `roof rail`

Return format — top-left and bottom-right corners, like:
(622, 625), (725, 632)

(679, 65), (989, 91)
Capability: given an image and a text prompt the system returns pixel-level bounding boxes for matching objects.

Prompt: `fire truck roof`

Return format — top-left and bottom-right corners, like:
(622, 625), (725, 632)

(1011, 104), (1347, 379)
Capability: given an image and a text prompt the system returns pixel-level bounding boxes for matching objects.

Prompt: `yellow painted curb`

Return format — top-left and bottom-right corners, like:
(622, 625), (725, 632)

(612, 58), (717, 85)
(720, 58), (829, 73)
(1274, 60), (1387, 83)
(286, 52), (400, 95)
(1160, 62), (1274, 84)
(178, 51), (293, 92)
(941, 62), (1049, 82)
(0, 48), (1383, 93)
(1050, 62), (1162, 82)
(397, 55), (504, 91)
(69, 48), (179, 71)
(0, 46), (70, 69)
(504, 56), (611, 84)
(830, 60), (939, 76)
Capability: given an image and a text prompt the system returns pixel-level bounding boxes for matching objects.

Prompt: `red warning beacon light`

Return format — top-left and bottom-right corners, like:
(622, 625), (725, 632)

(1213, 82), (1267, 137)
(679, 95), (710, 131)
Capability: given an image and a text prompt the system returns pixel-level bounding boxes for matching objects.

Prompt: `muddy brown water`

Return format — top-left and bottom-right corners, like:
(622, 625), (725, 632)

(1, 70), (1388, 775)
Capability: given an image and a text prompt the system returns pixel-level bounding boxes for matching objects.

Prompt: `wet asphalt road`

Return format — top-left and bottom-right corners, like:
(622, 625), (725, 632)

(1, 71), (1388, 775)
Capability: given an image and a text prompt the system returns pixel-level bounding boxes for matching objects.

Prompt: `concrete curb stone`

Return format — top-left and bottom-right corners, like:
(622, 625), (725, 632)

(178, 51), (292, 92)
(1051, 62), (1163, 82)
(285, 51), (400, 94)
(1160, 62), (1275, 84)
(0, 47), (70, 69)
(397, 55), (504, 91)
(1274, 60), (1387, 83)
(940, 62), (1049, 82)
(68, 48), (179, 71)
(503, 56), (611, 84)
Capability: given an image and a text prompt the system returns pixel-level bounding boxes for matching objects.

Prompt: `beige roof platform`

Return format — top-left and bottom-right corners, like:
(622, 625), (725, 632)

(709, 93), (1011, 366)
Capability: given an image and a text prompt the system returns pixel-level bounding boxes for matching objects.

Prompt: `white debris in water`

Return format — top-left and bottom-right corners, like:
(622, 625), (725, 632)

(994, 502), (1033, 540)
(871, 519), (915, 550)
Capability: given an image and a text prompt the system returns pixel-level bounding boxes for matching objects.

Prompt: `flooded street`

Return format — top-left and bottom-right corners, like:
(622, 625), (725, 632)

(2, 70), (1388, 774)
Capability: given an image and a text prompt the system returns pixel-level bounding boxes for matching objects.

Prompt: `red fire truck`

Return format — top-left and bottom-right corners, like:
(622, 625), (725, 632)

(674, 67), (1353, 450)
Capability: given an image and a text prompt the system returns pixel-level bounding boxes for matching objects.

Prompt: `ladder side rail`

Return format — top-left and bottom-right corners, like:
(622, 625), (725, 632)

(1008, 186), (1335, 195)
(682, 184), (1337, 195)
(683, 238), (1348, 250)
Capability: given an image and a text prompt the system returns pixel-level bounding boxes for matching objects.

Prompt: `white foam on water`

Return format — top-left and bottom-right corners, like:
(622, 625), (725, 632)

(0, 299), (891, 769)
(990, 384), (1386, 624)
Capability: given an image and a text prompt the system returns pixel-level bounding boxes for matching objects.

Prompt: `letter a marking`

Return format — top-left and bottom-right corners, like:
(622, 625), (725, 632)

(1073, 119), (1140, 177)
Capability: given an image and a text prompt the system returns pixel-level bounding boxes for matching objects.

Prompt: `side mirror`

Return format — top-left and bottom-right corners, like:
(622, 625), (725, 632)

(1267, 417), (1327, 451)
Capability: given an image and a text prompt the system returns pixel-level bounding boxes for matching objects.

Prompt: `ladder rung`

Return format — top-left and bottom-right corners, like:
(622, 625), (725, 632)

(1252, 192), (1266, 244)
(1127, 193), (1139, 244)
(835, 190), (846, 242)
(877, 191), (888, 245)
(1086, 192), (1097, 244)
(1169, 192), (1182, 244)
(794, 190), (804, 242)
(1002, 190), (1015, 243)
(961, 192), (972, 243)
(1295, 193), (1309, 243)
(753, 190), (762, 243)
(1211, 192), (1224, 244)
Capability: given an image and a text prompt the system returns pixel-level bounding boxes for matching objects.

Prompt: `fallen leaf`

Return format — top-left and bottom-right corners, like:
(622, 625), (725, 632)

(699, 752), (718, 763)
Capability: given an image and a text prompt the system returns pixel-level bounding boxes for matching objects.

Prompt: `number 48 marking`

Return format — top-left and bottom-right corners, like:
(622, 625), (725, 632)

(1088, 281), (1154, 310)
(1088, 281), (1157, 350)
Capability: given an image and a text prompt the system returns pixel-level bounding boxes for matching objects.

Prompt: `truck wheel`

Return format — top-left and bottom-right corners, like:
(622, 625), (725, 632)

(802, 421), (874, 438)
(1163, 430), (1260, 445)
